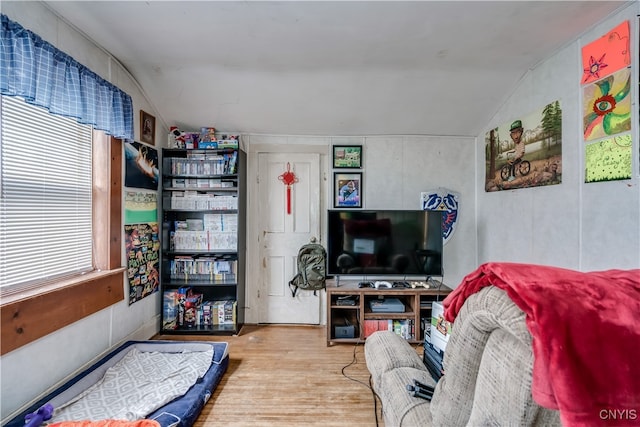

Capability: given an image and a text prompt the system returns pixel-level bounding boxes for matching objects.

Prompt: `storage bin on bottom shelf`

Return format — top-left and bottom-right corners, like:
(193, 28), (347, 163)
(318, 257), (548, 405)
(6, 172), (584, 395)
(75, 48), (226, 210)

(364, 319), (415, 340)
(163, 288), (237, 331)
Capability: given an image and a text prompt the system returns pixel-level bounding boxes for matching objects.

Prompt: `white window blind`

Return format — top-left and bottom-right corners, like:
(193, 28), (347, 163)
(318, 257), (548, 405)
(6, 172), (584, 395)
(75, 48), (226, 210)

(1, 95), (93, 291)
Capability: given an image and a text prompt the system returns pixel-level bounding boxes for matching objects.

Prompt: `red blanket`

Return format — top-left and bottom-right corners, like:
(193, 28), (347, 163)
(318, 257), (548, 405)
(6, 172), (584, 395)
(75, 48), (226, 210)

(443, 262), (640, 427)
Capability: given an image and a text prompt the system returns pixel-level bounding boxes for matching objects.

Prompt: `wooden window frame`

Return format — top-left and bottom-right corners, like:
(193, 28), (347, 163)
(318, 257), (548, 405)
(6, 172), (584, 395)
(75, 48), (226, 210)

(0, 134), (125, 355)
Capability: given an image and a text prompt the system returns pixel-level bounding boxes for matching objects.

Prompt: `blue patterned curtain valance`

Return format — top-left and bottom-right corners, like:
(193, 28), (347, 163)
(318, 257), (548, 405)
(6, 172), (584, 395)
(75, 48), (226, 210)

(1, 14), (133, 140)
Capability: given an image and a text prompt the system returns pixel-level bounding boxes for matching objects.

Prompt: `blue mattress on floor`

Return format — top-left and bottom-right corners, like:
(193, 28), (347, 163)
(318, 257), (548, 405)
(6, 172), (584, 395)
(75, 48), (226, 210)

(6, 340), (229, 427)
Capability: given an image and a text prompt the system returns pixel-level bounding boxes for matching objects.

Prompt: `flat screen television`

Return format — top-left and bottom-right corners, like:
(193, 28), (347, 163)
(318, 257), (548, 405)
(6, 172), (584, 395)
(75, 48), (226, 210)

(327, 209), (444, 278)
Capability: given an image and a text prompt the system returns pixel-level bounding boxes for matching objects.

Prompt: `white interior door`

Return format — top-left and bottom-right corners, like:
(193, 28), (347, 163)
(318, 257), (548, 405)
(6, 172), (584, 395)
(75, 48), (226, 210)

(258, 152), (321, 324)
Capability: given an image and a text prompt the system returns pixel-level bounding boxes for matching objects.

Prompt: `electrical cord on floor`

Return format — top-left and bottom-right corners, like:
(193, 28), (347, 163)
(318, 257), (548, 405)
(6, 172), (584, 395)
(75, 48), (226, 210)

(340, 342), (369, 388)
(339, 352), (382, 426)
(339, 345), (382, 426)
(370, 375), (381, 427)
(338, 312), (381, 426)
(340, 314), (369, 389)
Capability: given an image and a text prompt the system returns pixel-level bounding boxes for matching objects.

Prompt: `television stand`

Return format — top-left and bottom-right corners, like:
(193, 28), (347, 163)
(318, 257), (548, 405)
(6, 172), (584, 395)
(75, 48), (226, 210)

(326, 280), (451, 346)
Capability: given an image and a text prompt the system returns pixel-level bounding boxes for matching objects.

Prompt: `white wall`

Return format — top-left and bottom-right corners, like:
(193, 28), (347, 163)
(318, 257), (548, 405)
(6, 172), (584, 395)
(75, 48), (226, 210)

(1, 2), (163, 421)
(476, 3), (640, 271)
(362, 135), (477, 285)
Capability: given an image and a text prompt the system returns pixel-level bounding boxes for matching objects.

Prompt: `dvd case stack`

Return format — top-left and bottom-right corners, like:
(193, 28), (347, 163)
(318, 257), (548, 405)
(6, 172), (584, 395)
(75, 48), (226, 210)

(422, 341), (445, 381)
(423, 300), (450, 381)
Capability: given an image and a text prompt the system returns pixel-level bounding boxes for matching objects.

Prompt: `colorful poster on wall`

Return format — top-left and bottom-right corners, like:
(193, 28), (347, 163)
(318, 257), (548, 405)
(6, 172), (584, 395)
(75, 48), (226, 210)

(125, 141), (159, 190)
(583, 67), (631, 142)
(125, 191), (158, 224)
(581, 20), (630, 84)
(484, 101), (562, 192)
(125, 191), (159, 305)
(584, 133), (632, 183)
(125, 223), (160, 305)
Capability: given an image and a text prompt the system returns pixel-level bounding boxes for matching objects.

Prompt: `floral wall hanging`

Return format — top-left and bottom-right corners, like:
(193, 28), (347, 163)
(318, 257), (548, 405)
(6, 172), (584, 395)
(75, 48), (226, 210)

(583, 67), (631, 142)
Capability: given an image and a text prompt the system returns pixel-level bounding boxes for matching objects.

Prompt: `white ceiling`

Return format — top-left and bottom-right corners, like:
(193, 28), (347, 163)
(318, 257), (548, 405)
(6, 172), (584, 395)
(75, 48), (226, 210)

(42, 1), (629, 137)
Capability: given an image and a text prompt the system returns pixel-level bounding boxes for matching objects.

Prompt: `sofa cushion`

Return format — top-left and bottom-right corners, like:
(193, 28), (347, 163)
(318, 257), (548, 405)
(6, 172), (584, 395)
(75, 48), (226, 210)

(364, 331), (425, 386)
(469, 329), (560, 426)
(378, 366), (434, 427)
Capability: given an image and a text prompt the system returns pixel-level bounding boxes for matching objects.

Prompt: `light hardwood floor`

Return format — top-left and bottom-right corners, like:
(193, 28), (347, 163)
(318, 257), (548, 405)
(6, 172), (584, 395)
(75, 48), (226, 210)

(156, 324), (390, 426)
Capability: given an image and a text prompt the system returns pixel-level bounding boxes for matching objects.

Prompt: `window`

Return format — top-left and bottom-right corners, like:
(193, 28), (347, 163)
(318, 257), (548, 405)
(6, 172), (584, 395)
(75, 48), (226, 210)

(1, 95), (93, 292)
(0, 95), (124, 355)
(0, 14), (130, 354)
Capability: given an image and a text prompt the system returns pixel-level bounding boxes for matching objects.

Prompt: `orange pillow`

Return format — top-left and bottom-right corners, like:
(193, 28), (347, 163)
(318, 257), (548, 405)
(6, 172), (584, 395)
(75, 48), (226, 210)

(49, 420), (160, 427)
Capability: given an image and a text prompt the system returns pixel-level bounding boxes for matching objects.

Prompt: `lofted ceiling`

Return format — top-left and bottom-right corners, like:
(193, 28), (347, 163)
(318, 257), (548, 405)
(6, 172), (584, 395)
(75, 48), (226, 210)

(41, 1), (628, 137)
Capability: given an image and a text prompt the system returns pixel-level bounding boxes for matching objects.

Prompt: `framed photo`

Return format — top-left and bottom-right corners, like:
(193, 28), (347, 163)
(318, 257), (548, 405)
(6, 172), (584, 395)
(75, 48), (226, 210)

(334, 172), (362, 208)
(333, 145), (362, 168)
(140, 110), (156, 146)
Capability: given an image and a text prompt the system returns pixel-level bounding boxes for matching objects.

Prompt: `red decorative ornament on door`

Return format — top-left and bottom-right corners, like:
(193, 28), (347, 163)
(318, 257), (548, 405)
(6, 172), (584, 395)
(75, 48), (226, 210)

(278, 162), (298, 214)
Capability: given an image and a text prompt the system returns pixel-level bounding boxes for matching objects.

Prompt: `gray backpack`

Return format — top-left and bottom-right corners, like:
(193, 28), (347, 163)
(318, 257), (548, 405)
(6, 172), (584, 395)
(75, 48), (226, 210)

(289, 239), (327, 297)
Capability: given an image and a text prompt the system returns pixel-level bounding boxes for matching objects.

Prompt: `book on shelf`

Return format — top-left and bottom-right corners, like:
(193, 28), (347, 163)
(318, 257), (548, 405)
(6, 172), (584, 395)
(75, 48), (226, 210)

(205, 299), (237, 325)
(422, 301), (449, 381)
(364, 319), (414, 340)
(170, 157), (230, 176)
(186, 218), (204, 231)
(393, 319), (413, 340)
(203, 213), (238, 232)
(175, 220), (189, 230)
(363, 320), (379, 338)
(420, 316), (430, 341)
(423, 341), (445, 381)
(169, 257), (237, 281)
(430, 301), (451, 353)
(226, 150), (238, 174)
(170, 229), (238, 252)
(163, 290), (179, 330)
(170, 194), (238, 210)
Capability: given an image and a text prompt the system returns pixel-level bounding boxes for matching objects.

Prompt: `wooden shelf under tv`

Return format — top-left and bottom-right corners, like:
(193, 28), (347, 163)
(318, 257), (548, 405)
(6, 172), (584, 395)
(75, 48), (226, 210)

(325, 280), (451, 346)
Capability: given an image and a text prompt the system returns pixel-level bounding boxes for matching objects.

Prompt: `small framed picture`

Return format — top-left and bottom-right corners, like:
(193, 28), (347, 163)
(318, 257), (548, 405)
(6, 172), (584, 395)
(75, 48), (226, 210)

(140, 110), (156, 146)
(333, 145), (362, 168)
(334, 172), (362, 208)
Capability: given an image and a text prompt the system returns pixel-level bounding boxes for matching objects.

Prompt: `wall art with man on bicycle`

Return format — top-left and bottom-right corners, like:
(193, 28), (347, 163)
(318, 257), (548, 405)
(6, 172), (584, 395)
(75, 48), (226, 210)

(484, 101), (563, 192)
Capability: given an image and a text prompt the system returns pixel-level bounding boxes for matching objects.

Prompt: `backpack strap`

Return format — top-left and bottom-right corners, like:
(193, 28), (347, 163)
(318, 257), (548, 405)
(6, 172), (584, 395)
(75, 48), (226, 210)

(288, 273), (301, 298)
(288, 281), (321, 298)
(288, 280), (297, 298)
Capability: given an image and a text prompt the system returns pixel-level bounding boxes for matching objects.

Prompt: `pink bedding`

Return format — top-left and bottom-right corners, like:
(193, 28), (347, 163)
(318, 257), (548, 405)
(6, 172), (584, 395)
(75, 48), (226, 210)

(443, 262), (640, 426)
